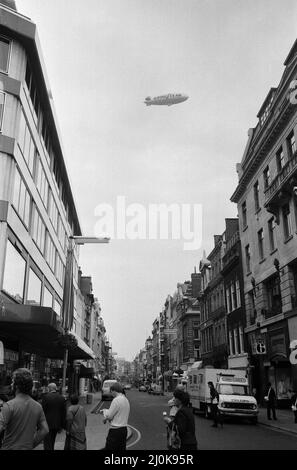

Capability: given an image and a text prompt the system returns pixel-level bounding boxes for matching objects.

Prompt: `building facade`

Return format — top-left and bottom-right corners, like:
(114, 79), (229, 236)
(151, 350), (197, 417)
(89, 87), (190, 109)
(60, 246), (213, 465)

(231, 39), (297, 405)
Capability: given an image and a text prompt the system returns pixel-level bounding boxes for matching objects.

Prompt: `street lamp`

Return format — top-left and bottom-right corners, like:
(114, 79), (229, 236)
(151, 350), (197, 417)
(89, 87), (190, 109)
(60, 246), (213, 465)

(61, 235), (110, 396)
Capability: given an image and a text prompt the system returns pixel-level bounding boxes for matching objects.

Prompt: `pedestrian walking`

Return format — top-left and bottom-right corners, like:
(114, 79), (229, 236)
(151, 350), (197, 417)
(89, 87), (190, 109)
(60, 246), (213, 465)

(0, 368), (49, 450)
(64, 394), (87, 450)
(208, 381), (223, 428)
(101, 382), (130, 451)
(264, 382), (277, 420)
(41, 382), (67, 450)
(291, 391), (297, 424)
(163, 389), (197, 450)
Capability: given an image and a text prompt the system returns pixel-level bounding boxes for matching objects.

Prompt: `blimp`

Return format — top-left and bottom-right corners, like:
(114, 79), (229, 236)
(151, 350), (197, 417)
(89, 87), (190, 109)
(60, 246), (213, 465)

(144, 93), (189, 106)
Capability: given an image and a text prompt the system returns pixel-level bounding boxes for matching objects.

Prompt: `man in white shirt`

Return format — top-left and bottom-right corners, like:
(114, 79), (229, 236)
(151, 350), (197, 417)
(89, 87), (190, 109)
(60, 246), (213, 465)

(102, 382), (130, 450)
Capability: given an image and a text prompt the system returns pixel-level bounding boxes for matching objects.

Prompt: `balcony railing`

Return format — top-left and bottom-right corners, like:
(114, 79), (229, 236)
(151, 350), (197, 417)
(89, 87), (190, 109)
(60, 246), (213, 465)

(264, 150), (297, 204)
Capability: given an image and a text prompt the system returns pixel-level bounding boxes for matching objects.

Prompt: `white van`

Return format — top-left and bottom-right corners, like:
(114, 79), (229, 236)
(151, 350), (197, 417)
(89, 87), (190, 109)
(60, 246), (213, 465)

(188, 366), (258, 423)
(102, 379), (117, 401)
(217, 375), (258, 424)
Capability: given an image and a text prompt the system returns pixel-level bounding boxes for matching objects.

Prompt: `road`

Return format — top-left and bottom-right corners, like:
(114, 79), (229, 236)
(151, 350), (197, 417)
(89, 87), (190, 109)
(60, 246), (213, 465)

(113, 389), (297, 450)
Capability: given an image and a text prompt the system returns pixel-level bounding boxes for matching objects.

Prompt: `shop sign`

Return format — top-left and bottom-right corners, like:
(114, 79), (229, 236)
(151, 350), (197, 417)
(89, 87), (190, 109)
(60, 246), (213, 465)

(253, 340), (266, 355)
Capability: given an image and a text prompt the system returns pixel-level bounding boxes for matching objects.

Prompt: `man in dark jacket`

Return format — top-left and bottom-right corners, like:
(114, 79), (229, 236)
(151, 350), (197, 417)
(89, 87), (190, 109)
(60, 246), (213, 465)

(265, 382), (277, 421)
(208, 381), (222, 427)
(41, 382), (66, 450)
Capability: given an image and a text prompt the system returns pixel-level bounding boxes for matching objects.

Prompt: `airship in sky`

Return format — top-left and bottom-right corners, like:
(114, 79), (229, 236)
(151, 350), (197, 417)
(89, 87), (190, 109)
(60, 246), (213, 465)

(144, 93), (189, 106)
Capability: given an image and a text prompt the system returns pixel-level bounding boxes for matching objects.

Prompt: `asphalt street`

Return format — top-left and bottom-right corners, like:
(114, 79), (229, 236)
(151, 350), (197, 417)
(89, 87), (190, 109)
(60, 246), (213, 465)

(125, 389), (297, 450)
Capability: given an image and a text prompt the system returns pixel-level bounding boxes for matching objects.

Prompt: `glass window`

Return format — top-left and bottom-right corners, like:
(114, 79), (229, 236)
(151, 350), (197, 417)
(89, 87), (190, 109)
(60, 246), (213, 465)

(258, 228), (264, 259)
(0, 36), (10, 73)
(55, 253), (65, 286)
(17, 111), (35, 174)
(265, 274), (282, 316)
(276, 147), (285, 172)
(236, 280), (241, 308)
(287, 131), (296, 159)
(2, 240), (26, 302)
(48, 191), (59, 233)
(46, 233), (56, 272)
(0, 92), (5, 131)
(254, 181), (260, 211)
(12, 168), (30, 227)
(268, 218), (276, 252)
(263, 166), (270, 190)
(245, 245), (251, 272)
(31, 204), (46, 254)
(282, 204), (292, 239)
(26, 268), (42, 305)
(43, 285), (53, 308)
(231, 282), (237, 310)
(242, 201), (247, 228)
(54, 298), (62, 317)
(35, 155), (49, 208)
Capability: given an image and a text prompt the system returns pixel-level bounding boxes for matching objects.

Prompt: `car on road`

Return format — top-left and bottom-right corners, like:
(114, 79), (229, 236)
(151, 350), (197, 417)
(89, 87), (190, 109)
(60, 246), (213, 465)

(139, 385), (146, 392)
(124, 384), (132, 390)
(102, 379), (117, 400)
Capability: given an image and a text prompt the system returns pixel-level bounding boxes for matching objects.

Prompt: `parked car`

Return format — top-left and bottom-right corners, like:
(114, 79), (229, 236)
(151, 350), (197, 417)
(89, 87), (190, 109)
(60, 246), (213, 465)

(139, 384), (146, 392)
(102, 379), (118, 400)
(124, 384), (132, 390)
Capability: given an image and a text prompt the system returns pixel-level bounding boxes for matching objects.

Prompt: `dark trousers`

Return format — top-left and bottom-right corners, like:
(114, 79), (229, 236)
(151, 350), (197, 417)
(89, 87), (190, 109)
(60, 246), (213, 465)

(43, 429), (58, 450)
(294, 410), (297, 423)
(105, 427), (127, 451)
(211, 404), (223, 426)
(267, 402), (277, 420)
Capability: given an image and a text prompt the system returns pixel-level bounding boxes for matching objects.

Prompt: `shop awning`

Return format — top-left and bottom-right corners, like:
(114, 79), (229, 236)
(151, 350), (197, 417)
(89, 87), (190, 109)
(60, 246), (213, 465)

(78, 364), (95, 378)
(0, 304), (95, 361)
(0, 304), (64, 358)
(70, 333), (96, 361)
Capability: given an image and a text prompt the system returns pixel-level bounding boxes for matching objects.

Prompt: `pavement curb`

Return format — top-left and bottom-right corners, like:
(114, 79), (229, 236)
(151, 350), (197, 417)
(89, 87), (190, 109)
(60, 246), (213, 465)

(127, 425), (133, 441)
(258, 421), (297, 436)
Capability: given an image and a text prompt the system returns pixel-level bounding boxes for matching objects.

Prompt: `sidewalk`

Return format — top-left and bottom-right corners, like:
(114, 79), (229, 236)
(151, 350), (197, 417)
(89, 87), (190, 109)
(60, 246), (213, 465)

(35, 391), (132, 450)
(257, 406), (297, 436)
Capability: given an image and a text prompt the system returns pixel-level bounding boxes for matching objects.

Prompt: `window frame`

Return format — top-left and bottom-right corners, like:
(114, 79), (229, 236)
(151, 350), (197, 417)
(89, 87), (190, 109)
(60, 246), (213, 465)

(0, 35), (11, 74)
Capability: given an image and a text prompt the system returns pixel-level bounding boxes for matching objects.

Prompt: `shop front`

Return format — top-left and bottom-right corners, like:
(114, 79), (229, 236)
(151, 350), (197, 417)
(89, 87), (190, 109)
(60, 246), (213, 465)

(0, 303), (96, 394)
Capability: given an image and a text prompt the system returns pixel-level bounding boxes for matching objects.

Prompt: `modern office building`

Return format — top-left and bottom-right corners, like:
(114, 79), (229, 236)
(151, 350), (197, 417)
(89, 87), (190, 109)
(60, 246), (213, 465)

(231, 39), (297, 405)
(0, 1), (95, 386)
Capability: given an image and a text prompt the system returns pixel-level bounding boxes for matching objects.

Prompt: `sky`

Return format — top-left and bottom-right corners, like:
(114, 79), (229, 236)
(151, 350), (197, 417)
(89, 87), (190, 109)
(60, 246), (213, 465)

(19, 0), (297, 361)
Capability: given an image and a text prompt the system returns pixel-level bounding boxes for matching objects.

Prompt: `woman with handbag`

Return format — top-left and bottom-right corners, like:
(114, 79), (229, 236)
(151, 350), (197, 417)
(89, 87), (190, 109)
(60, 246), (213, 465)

(64, 394), (87, 450)
(163, 389), (197, 451)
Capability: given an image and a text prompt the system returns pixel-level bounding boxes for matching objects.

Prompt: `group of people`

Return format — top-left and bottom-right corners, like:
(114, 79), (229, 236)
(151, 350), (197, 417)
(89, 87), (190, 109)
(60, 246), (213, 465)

(0, 368), (88, 450)
(0, 368), (130, 451)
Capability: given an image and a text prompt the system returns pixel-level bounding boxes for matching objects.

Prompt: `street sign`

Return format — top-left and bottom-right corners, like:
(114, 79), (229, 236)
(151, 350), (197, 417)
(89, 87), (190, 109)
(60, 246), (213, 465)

(254, 341), (266, 354)
(164, 329), (177, 335)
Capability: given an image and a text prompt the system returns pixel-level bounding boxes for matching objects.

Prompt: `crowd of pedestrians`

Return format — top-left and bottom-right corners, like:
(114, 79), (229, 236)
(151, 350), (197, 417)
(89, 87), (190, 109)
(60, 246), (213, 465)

(1, 368), (297, 451)
(0, 368), (130, 451)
